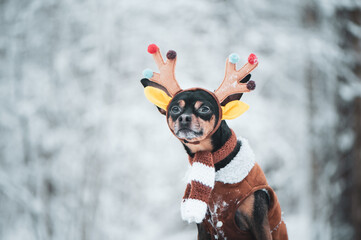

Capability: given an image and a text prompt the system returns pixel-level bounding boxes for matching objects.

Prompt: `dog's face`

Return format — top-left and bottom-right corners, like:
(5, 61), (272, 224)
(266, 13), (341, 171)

(167, 89), (220, 142)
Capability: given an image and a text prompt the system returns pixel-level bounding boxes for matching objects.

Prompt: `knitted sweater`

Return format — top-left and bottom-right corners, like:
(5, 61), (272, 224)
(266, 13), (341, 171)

(181, 133), (288, 239)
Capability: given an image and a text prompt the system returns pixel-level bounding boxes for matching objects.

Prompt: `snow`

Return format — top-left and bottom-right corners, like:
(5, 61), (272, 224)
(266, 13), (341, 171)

(0, 0), (358, 239)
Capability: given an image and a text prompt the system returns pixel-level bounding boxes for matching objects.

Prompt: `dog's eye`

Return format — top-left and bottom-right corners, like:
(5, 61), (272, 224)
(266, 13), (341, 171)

(171, 106), (181, 114)
(198, 106), (210, 114)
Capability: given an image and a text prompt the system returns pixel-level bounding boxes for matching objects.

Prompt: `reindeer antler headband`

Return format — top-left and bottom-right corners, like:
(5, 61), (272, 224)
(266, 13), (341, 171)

(141, 44), (258, 120)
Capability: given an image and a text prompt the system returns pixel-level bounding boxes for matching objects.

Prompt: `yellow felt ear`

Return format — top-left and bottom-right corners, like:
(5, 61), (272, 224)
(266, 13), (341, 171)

(144, 87), (172, 111)
(221, 100), (250, 120)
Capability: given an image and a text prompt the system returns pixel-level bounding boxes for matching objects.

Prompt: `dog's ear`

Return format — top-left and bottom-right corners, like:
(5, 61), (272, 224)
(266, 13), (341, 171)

(156, 107), (167, 115)
(221, 100), (249, 120)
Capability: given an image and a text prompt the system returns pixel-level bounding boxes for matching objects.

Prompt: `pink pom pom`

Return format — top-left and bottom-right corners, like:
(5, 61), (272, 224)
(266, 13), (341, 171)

(147, 44), (158, 54)
(248, 54), (258, 65)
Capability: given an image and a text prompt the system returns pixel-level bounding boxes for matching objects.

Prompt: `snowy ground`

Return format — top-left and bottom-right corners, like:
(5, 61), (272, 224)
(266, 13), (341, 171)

(1, 0), (352, 239)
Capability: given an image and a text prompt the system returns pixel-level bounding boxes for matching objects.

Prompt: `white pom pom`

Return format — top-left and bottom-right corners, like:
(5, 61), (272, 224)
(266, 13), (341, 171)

(180, 199), (207, 223)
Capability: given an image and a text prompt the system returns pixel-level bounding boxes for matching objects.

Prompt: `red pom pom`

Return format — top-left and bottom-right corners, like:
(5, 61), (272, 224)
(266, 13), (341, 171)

(248, 53), (258, 65)
(147, 44), (158, 54)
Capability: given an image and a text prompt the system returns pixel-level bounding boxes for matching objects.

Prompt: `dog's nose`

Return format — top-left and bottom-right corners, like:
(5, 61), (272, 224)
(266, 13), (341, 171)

(179, 114), (191, 125)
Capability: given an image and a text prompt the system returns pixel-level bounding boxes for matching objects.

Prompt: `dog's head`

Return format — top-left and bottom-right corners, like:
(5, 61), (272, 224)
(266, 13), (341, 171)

(166, 89), (221, 142)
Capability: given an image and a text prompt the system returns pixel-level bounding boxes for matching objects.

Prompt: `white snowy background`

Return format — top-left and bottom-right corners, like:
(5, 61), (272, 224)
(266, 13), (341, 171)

(1, 0), (360, 240)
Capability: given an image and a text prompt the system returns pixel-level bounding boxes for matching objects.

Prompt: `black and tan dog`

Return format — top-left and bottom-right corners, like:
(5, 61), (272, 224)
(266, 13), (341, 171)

(141, 44), (288, 240)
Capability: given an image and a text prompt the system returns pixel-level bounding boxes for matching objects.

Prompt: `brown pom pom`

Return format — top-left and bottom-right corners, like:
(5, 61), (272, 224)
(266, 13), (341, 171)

(247, 81), (256, 90)
(166, 50), (177, 60)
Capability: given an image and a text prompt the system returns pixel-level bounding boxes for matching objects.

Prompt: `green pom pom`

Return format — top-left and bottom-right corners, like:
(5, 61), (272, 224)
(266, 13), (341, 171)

(142, 68), (154, 79)
(229, 53), (240, 64)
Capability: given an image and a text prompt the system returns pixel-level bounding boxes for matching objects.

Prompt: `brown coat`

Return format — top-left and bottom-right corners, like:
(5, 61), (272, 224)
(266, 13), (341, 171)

(202, 163), (288, 240)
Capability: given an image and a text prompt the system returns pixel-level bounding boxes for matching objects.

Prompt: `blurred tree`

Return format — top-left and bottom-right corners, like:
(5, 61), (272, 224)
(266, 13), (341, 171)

(334, 5), (361, 240)
(307, 1), (361, 240)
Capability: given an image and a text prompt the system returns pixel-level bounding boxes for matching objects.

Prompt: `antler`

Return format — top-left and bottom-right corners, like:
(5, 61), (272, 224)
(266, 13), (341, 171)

(214, 53), (258, 103)
(142, 44), (182, 97)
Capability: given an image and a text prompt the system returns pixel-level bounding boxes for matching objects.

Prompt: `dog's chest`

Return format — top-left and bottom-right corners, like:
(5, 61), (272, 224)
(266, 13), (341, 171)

(204, 179), (254, 240)
(204, 136), (256, 222)
(203, 162), (267, 240)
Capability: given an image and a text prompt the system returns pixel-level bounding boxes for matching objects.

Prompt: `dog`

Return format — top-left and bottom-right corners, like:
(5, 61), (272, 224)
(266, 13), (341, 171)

(166, 89), (287, 240)
(141, 44), (288, 239)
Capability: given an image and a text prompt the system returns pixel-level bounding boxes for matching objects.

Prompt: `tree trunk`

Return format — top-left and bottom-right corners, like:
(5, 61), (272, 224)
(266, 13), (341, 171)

(334, 6), (361, 240)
